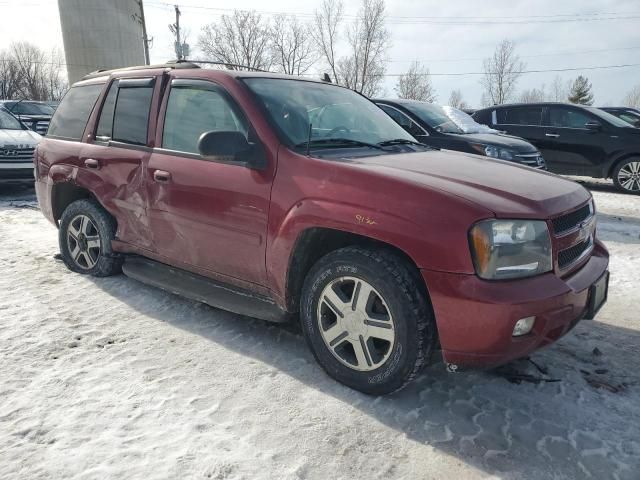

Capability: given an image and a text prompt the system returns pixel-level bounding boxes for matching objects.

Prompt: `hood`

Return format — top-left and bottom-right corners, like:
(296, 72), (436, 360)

(0, 128), (42, 148)
(351, 149), (589, 218)
(450, 132), (538, 153)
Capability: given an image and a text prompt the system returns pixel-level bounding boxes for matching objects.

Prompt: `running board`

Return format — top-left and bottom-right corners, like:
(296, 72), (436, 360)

(122, 256), (289, 323)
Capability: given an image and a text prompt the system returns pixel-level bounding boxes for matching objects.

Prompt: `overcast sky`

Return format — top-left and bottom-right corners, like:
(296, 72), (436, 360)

(2, 0), (639, 106)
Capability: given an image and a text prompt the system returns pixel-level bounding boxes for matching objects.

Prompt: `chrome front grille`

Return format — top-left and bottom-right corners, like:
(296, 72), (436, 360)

(515, 152), (546, 169)
(558, 236), (593, 269)
(551, 203), (592, 235)
(34, 121), (49, 135)
(551, 201), (596, 271)
(0, 147), (35, 162)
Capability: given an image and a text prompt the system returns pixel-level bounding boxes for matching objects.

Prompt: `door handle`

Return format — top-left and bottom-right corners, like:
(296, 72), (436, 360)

(153, 170), (171, 183)
(545, 133), (560, 138)
(84, 158), (100, 169)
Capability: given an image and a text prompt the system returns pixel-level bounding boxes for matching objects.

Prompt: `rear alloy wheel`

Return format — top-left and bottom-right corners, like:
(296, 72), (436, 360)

(301, 246), (437, 395)
(66, 214), (101, 270)
(613, 158), (640, 194)
(59, 199), (123, 277)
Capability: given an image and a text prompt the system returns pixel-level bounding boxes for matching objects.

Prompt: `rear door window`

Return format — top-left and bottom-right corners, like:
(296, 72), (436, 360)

(496, 106), (543, 126)
(546, 107), (593, 129)
(162, 82), (247, 155)
(112, 79), (154, 145)
(48, 84), (103, 140)
(95, 81), (118, 139)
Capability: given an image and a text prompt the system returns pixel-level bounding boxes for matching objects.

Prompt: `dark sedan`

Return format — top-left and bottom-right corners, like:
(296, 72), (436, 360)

(375, 99), (546, 169)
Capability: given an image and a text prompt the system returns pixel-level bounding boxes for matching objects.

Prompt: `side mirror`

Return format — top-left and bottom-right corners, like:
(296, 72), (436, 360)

(585, 121), (602, 131)
(197, 131), (266, 169)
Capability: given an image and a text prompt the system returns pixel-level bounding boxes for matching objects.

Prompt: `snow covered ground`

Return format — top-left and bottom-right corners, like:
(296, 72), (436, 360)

(1, 181), (639, 480)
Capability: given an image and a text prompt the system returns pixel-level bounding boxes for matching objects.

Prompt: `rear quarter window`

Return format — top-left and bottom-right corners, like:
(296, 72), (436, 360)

(47, 84), (104, 140)
(496, 106), (543, 126)
(472, 110), (491, 126)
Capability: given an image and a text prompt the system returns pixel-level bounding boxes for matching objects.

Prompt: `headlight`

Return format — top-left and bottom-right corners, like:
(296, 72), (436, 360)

(472, 144), (515, 161)
(469, 219), (552, 280)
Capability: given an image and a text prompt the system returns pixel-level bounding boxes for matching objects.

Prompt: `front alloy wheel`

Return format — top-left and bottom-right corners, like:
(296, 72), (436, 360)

(300, 246), (437, 395)
(318, 276), (396, 371)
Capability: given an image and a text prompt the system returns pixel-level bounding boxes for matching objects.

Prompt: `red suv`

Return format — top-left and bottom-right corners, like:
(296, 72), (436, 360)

(35, 62), (609, 394)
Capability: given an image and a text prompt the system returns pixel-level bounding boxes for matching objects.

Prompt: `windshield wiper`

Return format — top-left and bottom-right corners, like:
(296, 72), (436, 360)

(294, 137), (389, 151)
(377, 138), (424, 147)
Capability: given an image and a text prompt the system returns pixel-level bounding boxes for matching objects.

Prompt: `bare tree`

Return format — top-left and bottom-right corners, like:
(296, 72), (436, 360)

(0, 50), (21, 100)
(623, 84), (640, 108)
(338, 0), (389, 97)
(519, 85), (547, 103)
(271, 15), (317, 75)
(394, 61), (436, 101)
(448, 89), (469, 109)
(43, 48), (68, 101)
(198, 10), (273, 71)
(11, 42), (49, 100)
(480, 39), (525, 105)
(549, 75), (568, 102)
(312, 0), (344, 83)
(0, 42), (67, 100)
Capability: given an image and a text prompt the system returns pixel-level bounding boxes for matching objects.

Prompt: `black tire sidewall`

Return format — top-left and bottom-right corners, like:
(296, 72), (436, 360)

(301, 250), (424, 395)
(58, 199), (121, 277)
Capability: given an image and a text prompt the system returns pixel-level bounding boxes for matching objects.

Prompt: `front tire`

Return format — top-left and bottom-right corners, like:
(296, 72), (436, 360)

(612, 157), (640, 194)
(300, 246), (437, 395)
(59, 199), (122, 277)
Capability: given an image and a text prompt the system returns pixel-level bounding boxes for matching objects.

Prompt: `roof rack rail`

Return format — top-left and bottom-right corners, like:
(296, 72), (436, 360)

(187, 60), (269, 73)
(81, 60), (200, 80)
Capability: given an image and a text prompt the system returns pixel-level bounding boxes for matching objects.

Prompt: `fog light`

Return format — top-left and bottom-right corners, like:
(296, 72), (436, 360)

(513, 316), (535, 337)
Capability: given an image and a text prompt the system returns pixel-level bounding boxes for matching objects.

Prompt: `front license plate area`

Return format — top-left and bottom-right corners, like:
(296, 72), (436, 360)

(585, 271), (609, 320)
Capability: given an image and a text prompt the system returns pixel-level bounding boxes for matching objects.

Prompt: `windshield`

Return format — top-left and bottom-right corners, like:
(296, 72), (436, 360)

(242, 78), (415, 148)
(585, 106), (634, 128)
(401, 102), (463, 134)
(441, 106), (500, 134)
(0, 109), (23, 130)
(7, 101), (55, 116)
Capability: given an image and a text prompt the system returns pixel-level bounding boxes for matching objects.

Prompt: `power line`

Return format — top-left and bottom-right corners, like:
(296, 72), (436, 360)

(144, 2), (640, 24)
(387, 45), (640, 63)
(368, 63), (640, 77)
(3, 58), (638, 77)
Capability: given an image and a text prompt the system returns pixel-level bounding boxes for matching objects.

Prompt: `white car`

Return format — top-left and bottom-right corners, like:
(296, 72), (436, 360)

(0, 108), (42, 184)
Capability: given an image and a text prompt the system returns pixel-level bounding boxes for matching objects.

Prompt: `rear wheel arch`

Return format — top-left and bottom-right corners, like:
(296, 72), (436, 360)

(51, 182), (94, 224)
(607, 153), (640, 179)
(284, 227), (430, 314)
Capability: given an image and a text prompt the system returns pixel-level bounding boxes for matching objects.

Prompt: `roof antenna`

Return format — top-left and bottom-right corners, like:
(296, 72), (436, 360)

(321, 73), (332, 83)
(306, 123), (313, 157)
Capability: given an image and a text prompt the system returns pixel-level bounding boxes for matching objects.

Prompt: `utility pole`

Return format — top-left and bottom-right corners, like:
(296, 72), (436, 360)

(169, 5), (183, 60)
(134, 0), (152, 65)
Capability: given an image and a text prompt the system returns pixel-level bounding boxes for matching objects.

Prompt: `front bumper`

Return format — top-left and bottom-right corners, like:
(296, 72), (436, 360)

(0, 162), (34, 183)
(422, 241), (609, 369)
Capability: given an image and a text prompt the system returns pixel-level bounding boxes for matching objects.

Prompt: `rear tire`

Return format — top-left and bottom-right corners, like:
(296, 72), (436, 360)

(59, 199), (122, 277)
(300, 246), (437, 395)
(612, 157), (640, 194)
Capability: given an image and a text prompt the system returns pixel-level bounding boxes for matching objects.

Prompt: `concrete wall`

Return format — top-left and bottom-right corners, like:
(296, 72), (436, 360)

(58, 0), (146, 84)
